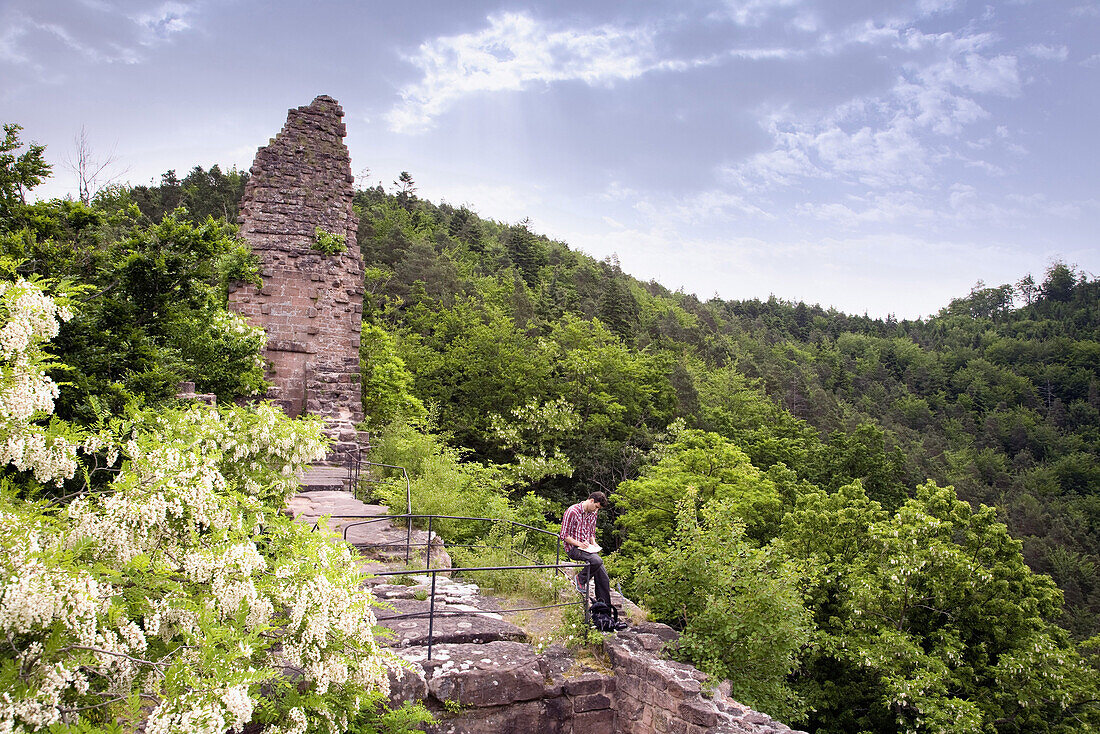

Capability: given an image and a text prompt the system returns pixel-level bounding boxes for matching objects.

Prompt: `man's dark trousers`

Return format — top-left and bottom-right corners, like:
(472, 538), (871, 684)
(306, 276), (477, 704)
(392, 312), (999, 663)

(567, 546), (612, 606)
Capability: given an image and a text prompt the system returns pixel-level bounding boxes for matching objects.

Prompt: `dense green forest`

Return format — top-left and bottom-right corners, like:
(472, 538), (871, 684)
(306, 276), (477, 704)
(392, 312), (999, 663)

(346, 178), (1100, 640)
(4, 123), (1099, 733)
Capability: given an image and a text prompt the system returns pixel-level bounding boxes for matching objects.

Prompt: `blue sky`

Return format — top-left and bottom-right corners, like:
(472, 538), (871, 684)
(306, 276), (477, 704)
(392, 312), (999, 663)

(3, 0), (1097, 318)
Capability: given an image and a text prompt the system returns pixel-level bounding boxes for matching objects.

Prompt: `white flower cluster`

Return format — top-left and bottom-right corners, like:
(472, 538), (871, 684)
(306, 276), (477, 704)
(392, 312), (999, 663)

(266, 706), (307, 734)
(0, 278), (388, 733)
(0, 279), (78, 486)
(145, 692), (236, 734)
(275, 539), (389, 697)
(0, 425), (78, 486)
(210, 310), (266, 344)
(0, 280), (72, 360)
(209, 309), (267, 373)
(183, 542), (273, 627)
(0, 515), (154, 733)
(0, 365), (59, 421)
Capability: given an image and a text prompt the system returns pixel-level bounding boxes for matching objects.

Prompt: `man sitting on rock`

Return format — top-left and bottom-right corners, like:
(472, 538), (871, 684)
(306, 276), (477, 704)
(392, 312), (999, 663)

(559, 491), (611, 608)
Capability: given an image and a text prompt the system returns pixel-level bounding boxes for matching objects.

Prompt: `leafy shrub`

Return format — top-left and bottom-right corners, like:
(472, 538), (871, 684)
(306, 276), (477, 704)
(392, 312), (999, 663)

(313, 226), (347, 255)
(634, 492), (810, 723)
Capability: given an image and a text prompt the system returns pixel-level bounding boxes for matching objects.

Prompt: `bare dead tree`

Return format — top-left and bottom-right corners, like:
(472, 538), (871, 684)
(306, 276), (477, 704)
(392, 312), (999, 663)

(63, 126), (129, 205)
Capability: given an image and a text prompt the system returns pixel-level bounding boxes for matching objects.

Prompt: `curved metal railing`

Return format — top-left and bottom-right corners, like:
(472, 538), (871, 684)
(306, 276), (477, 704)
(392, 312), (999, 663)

(312, 511), (593, 659)
(326, 453), (602, 659)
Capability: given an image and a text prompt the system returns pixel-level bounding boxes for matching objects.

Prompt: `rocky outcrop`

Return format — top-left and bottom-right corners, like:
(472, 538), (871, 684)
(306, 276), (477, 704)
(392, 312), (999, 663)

(607, 626), (805, 734)
(384, 626), (806, 734)
(388, 642), (616, 734)
(290, 478), (804, 733)
(229, 95), (365, 460)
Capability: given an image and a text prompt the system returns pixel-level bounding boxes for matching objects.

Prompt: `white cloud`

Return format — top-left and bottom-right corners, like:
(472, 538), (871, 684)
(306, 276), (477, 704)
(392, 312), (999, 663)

(724, 24), (1022, 192)
(919, 52), (1019, 95)
(610, 178), (772, 218)
(790, 182), (1090, 232)
(637, 188), (774, 223)
(1004, 193), (1098, 219)
(795, 191), (937, 226)
(47, 21), (143, 63)
(727, 110), (933, 191)
(425, 179), (544, 226)
(721, 143), (823, 190)
(386, 13), (667, 133)
(917, 0), (960, 14)
(0, 0), (197, 75)
(0, 23), (30, 65)
(132, 2), (195, 43)
(715, 0), (803, 27)
(1025, 44), (1069, 61)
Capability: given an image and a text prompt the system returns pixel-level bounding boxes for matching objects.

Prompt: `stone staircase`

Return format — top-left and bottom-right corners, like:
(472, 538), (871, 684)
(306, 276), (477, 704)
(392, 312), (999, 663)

(296, 465), (349, 492)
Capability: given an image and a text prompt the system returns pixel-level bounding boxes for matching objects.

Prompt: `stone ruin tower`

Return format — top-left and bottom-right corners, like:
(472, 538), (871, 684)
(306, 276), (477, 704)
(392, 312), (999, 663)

(229, 95), (364, 460)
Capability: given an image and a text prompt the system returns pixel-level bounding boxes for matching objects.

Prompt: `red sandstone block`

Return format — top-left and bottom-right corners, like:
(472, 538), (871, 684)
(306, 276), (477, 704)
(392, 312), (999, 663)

(573, 693), (611, 713)
(678, 700), (719, 728)
(562, 675), (605, 697)
(570, 709), (615, 732)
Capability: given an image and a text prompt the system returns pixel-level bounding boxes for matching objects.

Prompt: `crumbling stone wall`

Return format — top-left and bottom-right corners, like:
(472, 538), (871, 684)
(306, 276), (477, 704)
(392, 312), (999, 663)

(387, 627), (807, 734)
(605, 626), (803, 734)
(228, 95), (364, 457)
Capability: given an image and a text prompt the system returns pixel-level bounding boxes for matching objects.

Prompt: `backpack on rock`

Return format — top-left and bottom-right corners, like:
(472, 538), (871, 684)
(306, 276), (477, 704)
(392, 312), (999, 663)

(588, 601), (628, 632)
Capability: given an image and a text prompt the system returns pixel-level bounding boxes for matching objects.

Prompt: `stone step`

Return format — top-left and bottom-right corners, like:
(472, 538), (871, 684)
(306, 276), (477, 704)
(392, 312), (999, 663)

(297, 466), (349, 492)
(375, 597), (527, 648)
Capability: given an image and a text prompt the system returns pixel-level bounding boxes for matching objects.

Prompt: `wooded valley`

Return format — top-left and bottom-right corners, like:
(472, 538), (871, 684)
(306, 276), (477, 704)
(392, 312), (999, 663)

(4, 131), (1099, 732)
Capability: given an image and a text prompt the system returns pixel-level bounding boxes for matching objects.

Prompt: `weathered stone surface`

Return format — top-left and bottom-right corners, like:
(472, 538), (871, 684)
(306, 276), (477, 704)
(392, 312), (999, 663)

(536, 643), (573, 697)
(574, 692), (612, 712)
(425, 700), (562, 734)
(634, 620), (679, 643)
(421, 642), (546, 708)
(561, 672), (608, 697)
(679, 700), (720, 728)
(229, 95), (364, 460)
(569, 707), (616, 732)
(386, 657), (428, 708)
(604, 628), (803, 734)
(375, 597), (526, 648)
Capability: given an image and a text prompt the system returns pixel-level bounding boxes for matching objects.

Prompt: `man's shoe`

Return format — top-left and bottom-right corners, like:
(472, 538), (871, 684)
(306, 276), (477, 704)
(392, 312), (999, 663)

(574, 574), (587, 593)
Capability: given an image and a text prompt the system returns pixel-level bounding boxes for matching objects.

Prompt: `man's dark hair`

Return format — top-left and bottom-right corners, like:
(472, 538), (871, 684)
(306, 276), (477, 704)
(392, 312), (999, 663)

(588, 491), (608, 507)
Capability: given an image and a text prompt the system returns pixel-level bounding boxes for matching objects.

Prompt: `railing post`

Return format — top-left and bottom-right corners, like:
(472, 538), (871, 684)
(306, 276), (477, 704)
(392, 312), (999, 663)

(405, 468), (412, 566)
(427, 570), (438, 661)
(582, 581), (590, 642)
(426, 516), (433, 570)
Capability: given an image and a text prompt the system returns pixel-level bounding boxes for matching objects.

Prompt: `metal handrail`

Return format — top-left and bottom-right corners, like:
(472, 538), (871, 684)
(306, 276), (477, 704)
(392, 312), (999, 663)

(319, 455), (596, 660)
(345, 437), (372, 486)
(331, 512), (565, 570)
(370, 563), (590, 660)
(343, 460), (413, 560)
(311, 512), (592, 659)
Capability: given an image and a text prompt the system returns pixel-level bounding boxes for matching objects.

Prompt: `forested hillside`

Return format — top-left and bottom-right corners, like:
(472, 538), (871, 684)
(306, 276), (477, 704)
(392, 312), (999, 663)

(338, 179), (1100, 639)
(5, 138), (1099, 733)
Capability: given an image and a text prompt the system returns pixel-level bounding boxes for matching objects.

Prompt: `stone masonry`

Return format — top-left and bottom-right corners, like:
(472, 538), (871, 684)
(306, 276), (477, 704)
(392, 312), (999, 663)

(291, 481), (807, 733)
(384, 626), (808, 734)
(229, 95), (364, 458)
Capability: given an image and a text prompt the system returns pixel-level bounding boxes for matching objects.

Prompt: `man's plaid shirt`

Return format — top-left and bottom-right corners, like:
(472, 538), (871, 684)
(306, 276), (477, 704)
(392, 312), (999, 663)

(559, 502), (597, 545)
